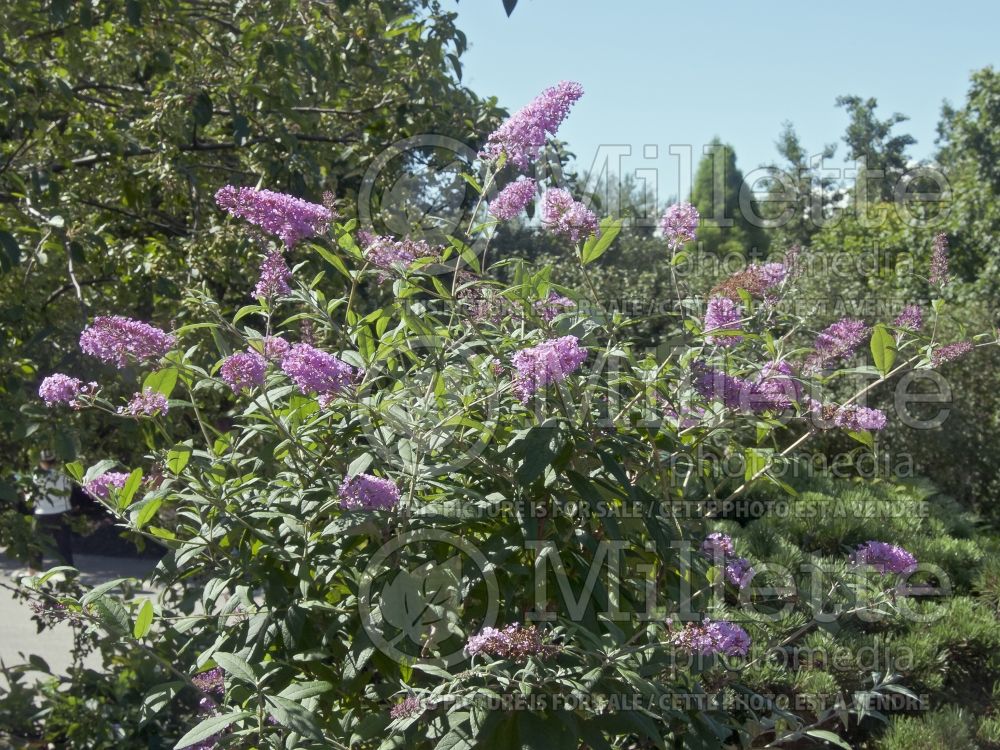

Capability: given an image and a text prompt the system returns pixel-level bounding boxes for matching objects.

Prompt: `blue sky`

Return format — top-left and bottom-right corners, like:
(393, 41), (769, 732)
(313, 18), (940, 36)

(453, 0), (998, 200)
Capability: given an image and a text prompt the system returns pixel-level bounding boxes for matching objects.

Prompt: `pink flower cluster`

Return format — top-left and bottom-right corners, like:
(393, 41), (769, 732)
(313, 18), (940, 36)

(930, 233), (949, 287)
(850, 541), (917, 575)
(338, 474), (400, 511)
(254, 251), (292, 298)
(660, 202), (700, 251)
(669, 619), (751, 657)
(490, 178), (536, 220)
(540, 189), (599, 243)
(465, 624), (554, 660)
(79, 316), (175, 368)
(363, 236), (438, 278)
(692, 361), (800, 413)
(220, 350), (267, 392)
(119, 388), (168, 417)
(280, 343), (357, 406)
(805, 318), (869, 372)
(390, 696), (425, 720)
(511, 335), (588, 402)
(215, 186), (332, 248)
(39, 374), (95, 408)
(704, 297), (742, 346)
(700, 533), (754, 589)
(893, 305), (923, 331)
(481, 81), (584, 170)
(84, 471), (129, 500)
(931, 340), (973, 367)
(534, 291), (575, 322)
(832, 404), (887, 431)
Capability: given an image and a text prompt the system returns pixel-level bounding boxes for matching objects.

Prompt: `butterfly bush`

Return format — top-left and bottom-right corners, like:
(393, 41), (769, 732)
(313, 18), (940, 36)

(25, 79), (998, 750)
(704, 296), (743, 346)
(38, 374), (93, 408)
(660, 201), (700, 250)
(119, 388), (168, 417)
(669, 619), (751, 657)
(254, 251), (292, 298)
(220, 350), (267, 392)
(83, 471), (129, 500)
(279, 343), (356, 405)
(540, 188), (599, 243)
(215, 186), (332, 247)
(489, 178), (536, 220)
(511, 334), (588, 402)
(850, 541), (918, 575)
(79, 316), (175, 368)
(480, 80), (583, 169)
(465, 624), (554, 660)
(338, 474), (400, 511)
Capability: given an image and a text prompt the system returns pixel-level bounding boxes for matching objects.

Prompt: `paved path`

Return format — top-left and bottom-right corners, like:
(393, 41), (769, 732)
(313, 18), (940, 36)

(0, 552), (159, 677)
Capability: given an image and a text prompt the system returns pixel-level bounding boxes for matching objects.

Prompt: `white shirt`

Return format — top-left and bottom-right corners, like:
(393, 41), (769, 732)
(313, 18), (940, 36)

(33, 470), (72, 515)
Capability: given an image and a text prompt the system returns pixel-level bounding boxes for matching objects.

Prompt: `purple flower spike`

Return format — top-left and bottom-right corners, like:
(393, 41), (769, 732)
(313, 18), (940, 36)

(540, 189), (599, 243)
(338, 474), (400, 511)
(254, 251), (292, 299)
(84, 471), (129, 500)
(480, 81), (584, 170)
(490, 178), (536, 220)
(79, 316), (175, 369)
(832, 404), (887, 431)
(660, 202), (699, 250)
(893, 305), (923, 332)
(39, 374), (85, 407)
(511, 335), (588, 402)
(700, 532), (735, 558)
(215, 186), (332, 247)
(670, 619), (750, 657)
(221, 350), (267, 393)
(931, 341), (973, 367)
(119, 388), (169, 417)
(280, 343), (356, 405)
(850, 541), (917, 575)
(465, 624), (555, 660)
(704, 297), (742, 346)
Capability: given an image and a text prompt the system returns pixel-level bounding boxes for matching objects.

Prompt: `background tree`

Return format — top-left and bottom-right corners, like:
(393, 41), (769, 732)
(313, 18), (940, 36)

(758, 121), (839, 250)
(689, 139), (770, 258)
(835, 94), (917, 202)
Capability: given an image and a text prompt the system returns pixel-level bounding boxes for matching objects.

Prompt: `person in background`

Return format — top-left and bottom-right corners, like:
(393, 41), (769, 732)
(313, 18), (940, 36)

(29, 450), (75, 571)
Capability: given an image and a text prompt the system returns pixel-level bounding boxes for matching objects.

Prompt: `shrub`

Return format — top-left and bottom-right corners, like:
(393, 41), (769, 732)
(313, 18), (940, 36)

(6, 82), (997, 750)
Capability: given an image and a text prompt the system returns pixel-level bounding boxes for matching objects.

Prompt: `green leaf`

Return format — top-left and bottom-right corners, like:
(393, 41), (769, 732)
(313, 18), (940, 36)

(0, 229), (21, 272)
(870, 323), (896, 376)
(744, 448), (769, 482)
(143, 368), (178, 398)
(581, 218), (622, 265)
(133, 598), (154, 638)
(847, 429), (874, 448)
(278, 680), (334, 701)
(192, 90), (213, 126)
(803, 729), (853, 749)
(117, 468), (144, 510)
(167, 442), (193, 474)
(90, 595), (130, 635)
(133, 496), (162, 530)
(140, 681), (183, 725)
(212, 652), (257, 684)
(64, 461), (84, 482)
(81, 578), (129, 605)
(174, 711), (252, 749)
(265, 695), (324, 739)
